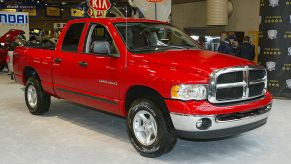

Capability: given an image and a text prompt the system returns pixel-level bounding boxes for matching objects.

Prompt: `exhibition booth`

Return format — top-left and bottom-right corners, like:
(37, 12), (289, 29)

(0, 0), (290, 162)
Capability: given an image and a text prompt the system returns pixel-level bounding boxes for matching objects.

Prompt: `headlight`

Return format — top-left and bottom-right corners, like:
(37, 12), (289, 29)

(171, 84), (208, 101)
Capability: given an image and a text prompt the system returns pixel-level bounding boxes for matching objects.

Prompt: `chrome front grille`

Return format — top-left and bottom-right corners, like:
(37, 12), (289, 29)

(208, 66), (267, 104)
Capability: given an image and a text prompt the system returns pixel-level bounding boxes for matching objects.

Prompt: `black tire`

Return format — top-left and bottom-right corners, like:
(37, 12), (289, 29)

(0, 65), (4, 72)
(25, 76), (51, 115)
(127, 99), (177, 158)
(10, 72), (14, 80)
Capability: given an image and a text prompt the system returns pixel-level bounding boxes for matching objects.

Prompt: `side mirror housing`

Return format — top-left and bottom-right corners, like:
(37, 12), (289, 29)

(91, 41), (111, 55)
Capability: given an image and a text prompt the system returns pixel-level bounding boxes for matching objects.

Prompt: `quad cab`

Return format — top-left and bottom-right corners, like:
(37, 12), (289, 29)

(13, 18), (272, 158)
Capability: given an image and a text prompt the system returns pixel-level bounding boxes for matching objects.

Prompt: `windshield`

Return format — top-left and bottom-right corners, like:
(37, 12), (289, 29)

(115, 22), (199, 53)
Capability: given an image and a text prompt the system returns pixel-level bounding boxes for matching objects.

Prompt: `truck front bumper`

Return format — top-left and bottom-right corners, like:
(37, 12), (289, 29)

(165, 92), (273, 139)
(170, 104), (271, 139)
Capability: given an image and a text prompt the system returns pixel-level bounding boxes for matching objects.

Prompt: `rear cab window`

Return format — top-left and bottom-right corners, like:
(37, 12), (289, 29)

(61, 23), (85, 52)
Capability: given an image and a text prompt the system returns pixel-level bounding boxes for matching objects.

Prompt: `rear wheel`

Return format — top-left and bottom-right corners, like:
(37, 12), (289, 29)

(25, 76), (51, 115)
(127, 99), (177, 158)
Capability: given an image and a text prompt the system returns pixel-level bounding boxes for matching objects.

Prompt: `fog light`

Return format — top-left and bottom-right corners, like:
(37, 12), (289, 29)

(266, 104), (272, 110)
(196, 118), (212, 130)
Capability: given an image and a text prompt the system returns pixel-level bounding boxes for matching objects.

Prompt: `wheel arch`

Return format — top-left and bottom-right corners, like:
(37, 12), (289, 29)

(23, 66), (39, 84)
(124, 85), (169, 115)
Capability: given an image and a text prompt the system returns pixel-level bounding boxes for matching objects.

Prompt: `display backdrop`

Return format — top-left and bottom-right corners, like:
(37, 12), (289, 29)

(259, 0), (291, 98)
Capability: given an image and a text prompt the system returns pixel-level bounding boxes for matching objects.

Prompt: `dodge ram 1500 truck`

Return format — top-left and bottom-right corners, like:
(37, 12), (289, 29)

(13, 18), (273, 158)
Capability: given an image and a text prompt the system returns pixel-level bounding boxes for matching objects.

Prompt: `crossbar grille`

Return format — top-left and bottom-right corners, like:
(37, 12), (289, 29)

(208, 66), (267, 104)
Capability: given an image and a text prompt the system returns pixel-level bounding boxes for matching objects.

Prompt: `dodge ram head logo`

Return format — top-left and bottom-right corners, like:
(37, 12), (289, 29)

(268, 30), (277, 40)
(266, 61), (276, 71)
(288, 47), (291, 56)
(269, 0), (279, 7)
(286, 79), (291, 89)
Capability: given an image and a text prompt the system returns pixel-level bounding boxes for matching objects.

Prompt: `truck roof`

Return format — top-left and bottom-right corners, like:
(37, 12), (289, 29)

(67, 17), (168, 24)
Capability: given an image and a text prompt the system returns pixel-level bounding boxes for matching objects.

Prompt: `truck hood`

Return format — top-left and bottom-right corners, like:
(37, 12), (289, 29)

(132, 49), (255, 74)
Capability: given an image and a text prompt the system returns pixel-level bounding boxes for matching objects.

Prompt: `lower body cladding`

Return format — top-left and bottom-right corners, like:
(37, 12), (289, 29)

(170, 104), (272, 139)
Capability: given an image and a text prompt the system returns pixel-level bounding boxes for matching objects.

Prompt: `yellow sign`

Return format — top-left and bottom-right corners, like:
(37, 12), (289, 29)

(247, 31), (259, 63)
(87, 8), (107, 18)
(0, 9), (17, 12)
(46, 7), (61, 17)
(71, 7), (84, 17)
(22, 9), (37, 16)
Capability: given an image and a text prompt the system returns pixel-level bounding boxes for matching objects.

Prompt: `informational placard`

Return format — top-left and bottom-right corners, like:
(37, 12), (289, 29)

(71, 7), (85, 17)
(21, 8), (37, 16)
(46, 7), (61, 17)
(53, 23), (66, 29)
(1, 9), (17, 12)
(259, 0), (291, 98)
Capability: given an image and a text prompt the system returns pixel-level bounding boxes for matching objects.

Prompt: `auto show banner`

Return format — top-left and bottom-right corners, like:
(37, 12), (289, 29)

(259, 0), (291, 98)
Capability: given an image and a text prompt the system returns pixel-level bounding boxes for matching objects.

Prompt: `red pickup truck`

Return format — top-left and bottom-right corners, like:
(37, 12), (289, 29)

(13, 18), (272, 158)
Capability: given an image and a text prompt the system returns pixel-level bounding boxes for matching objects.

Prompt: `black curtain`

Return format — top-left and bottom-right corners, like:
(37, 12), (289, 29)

(259, 0), (291, 98)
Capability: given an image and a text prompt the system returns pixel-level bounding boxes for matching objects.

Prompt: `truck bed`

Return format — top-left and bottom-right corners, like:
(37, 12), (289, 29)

(13, 46), (55, 95)
(25, 44), (56, 50)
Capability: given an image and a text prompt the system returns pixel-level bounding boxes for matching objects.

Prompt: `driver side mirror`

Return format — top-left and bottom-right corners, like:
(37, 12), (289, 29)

(91, 41), (111, 55)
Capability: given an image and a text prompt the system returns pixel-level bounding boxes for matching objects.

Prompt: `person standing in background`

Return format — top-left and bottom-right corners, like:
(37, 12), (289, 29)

(9, 37), (25, 51)
(218, 38), (233, 55)
(236, 36), (255, 61)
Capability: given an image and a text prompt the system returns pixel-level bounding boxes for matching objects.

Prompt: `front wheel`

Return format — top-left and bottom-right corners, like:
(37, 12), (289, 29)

(127, 99), (177, 158)
(25, 77), (51, 115)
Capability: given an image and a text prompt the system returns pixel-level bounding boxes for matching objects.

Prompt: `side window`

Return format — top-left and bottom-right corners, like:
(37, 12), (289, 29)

(62, 23), (85, 52)
(84, 24), (118, 56)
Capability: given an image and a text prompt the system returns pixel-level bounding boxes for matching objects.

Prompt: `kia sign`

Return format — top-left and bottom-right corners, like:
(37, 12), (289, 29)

(88, 0), (111, 11)
(87, 0), (111, 18)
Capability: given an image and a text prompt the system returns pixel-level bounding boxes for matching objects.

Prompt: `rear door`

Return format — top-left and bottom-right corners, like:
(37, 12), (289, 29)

(52, 22), (87, 99)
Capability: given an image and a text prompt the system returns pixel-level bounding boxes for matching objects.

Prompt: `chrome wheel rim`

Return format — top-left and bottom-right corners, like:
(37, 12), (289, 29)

(27, 85), (37, 108)
(133, 110), (158, 146)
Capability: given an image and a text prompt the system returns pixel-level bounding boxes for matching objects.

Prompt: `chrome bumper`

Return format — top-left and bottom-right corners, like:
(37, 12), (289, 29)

(170, 105), (271, 139)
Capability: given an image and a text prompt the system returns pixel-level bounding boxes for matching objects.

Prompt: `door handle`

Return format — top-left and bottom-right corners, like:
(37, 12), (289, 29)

(78, 61), (88, 68)
(54, 58), (62, 64)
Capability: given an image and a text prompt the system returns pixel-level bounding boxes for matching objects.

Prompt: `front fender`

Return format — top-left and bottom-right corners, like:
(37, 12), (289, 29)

(122, 60), (209, 99)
